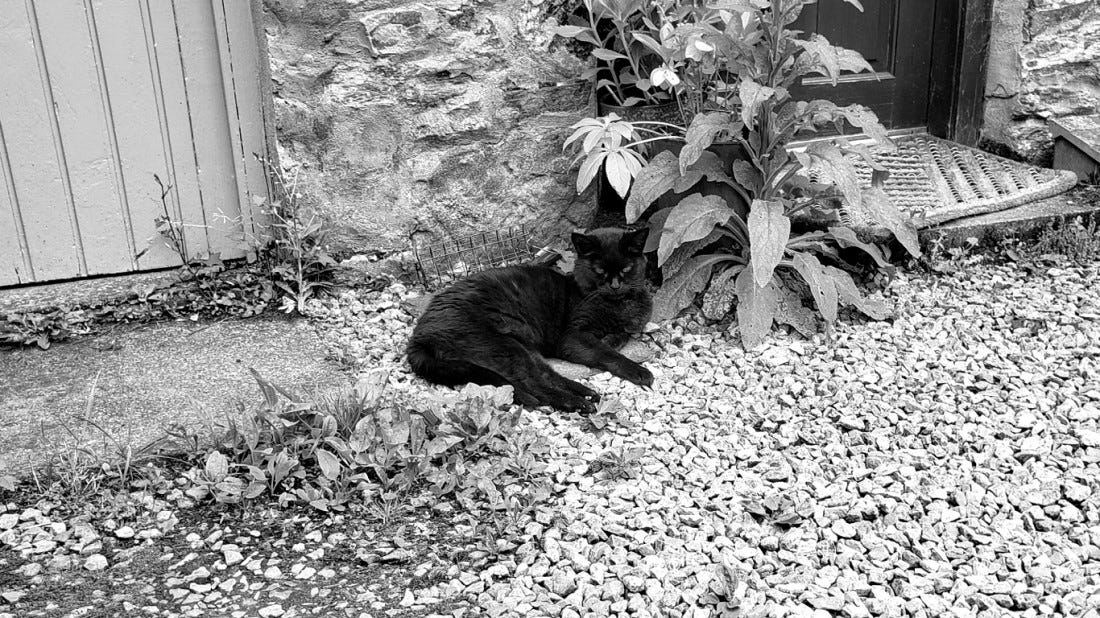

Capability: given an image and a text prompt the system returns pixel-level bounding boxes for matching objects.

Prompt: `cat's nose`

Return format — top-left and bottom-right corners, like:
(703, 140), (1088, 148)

(610, 278), (621, 289)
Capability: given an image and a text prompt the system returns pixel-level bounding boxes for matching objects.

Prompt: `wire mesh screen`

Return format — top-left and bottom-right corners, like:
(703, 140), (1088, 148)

(412, 225), (544, 289)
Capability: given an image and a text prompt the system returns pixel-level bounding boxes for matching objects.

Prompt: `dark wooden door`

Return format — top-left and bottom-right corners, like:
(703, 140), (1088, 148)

(791, 0), (935, 131)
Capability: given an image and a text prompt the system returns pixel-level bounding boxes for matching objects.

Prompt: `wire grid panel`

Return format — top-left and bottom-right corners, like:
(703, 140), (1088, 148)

(412, 226), (537, 289)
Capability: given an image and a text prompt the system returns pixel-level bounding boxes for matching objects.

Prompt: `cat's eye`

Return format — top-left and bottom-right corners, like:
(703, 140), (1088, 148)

(622, 265), (632, 273)
(593, 266), (605, 275)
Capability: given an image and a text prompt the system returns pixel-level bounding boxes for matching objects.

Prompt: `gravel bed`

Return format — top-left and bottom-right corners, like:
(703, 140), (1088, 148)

(2, 257), (1097, 618)
(310, 258), (1100, 618)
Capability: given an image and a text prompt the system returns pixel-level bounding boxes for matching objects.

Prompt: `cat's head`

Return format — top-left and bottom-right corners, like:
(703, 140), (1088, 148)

(571, 227), (648, 294)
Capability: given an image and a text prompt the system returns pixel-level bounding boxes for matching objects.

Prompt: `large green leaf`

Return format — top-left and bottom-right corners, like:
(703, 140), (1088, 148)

(747, 199), (790, 287)
(679, 112), (734, 173)
(734, 266), (777, 350)
(205, 451), (229, 482)
(835, 105), (892, 148)
(796, 35), (874, 85)
(592, 48), (629, 62)
(823, 265), (891, 320)
(774, 283), (818, 338)
(702, 264), (742, 320)
(577, 150), (608, 194)
(643, 207), (672, 253)
(626, 150), (679, 223)
(790, 251), (838, 324)
(731, 160), (763, 196)
(604, 148), (645, 197)
(652, 254), (731, 321)
(315, 449), (342, 481)
(861, 187), (921, 257)
(709, 0), (768, 10)
(739, 78), (777, 130)
(806, 142), (861, 212)
(658, 194), (734, 267)
(827, 226), (889, 268)
(552, 25), (600, 46)
(674, 150), (737, 193)
(663, 228), (725, 280)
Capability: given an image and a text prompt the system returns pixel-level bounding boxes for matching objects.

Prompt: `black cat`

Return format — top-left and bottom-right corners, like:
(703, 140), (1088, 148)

(406, 227), (654, 414)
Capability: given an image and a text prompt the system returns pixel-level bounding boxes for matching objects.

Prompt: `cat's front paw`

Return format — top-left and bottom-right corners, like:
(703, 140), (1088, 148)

(615, 361), (653, 388)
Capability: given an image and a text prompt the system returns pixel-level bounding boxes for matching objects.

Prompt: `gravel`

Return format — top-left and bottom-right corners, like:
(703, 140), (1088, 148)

(3, 256), (1098, 617)
(311, 257), (1100, 617)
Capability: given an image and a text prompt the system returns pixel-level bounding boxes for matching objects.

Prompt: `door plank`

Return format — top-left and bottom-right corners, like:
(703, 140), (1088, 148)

(172, 0), (245, 259)
(893, 1), (935, 132)
(0, 1), (82, 282)
(34, 0), (138, 276)
(0, 122), (32, 286)
(212, 0), (264, 243)
(90, 0), (179, 271)
(144, 0), (212, 262)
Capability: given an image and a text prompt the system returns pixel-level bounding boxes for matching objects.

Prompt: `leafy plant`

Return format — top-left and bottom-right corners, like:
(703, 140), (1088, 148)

(554, 0), (673, 107)
(927, 233), (981, 273)
(0, 307), (91, 349)
(570, 0), (921, 348)
(254, 159), (337, 314)
(183, 370), (552, 524)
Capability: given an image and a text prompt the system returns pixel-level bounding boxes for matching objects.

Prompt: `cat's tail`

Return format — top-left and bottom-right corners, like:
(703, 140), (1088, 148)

(406, 337), (508, 387)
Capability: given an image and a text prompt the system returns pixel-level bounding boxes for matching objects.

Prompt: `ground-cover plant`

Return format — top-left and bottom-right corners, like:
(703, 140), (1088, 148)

(183, 370), (552, 528)
(0, 266), (274, 349)
(11, 369), (555, 543)
(567, 0), (922, 348)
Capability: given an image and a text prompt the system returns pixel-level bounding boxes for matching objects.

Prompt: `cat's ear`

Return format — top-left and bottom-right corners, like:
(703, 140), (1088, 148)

(572, 232), (599, 256)
(620, 227), (649, 255)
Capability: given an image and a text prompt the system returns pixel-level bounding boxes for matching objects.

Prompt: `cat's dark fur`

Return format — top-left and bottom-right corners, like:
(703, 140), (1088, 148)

(406, 227), (653, 414)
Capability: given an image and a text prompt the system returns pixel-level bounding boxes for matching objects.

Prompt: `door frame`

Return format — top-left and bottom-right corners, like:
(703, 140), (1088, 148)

(928, 0), (994, 146)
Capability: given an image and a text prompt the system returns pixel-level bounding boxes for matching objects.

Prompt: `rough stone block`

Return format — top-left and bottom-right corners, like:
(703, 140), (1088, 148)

(263, 0), (594, 254)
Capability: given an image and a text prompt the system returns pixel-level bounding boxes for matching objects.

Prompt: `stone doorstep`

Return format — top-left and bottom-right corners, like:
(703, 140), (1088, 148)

(919, 187), (1100, 249)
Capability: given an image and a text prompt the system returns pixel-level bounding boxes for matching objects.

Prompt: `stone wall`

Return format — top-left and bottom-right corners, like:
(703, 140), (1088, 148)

(262, 0), (592, 254)
(983, 0), (1100, 163)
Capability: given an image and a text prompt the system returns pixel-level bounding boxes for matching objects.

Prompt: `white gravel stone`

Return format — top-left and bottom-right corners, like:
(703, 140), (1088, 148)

(257, 604), (284, 617)
(319, 259), (1100, 617)
(83, 554), (107, 571)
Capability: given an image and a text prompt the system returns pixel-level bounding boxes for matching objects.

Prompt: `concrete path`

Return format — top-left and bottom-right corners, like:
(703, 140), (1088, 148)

(0, 316), (349, 475)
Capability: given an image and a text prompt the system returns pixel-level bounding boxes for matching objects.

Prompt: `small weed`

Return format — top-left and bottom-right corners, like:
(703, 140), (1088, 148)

(1020, 216), (1100, 264)
(926, 233), (982, 274)
(253, 158), (337, 315)
(28, 375), (186, 506)
(590, 446), (646, 481)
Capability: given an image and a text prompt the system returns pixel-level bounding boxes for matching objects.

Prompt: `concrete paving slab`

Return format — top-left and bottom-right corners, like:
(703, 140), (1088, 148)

(0, 315), (349, 476)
